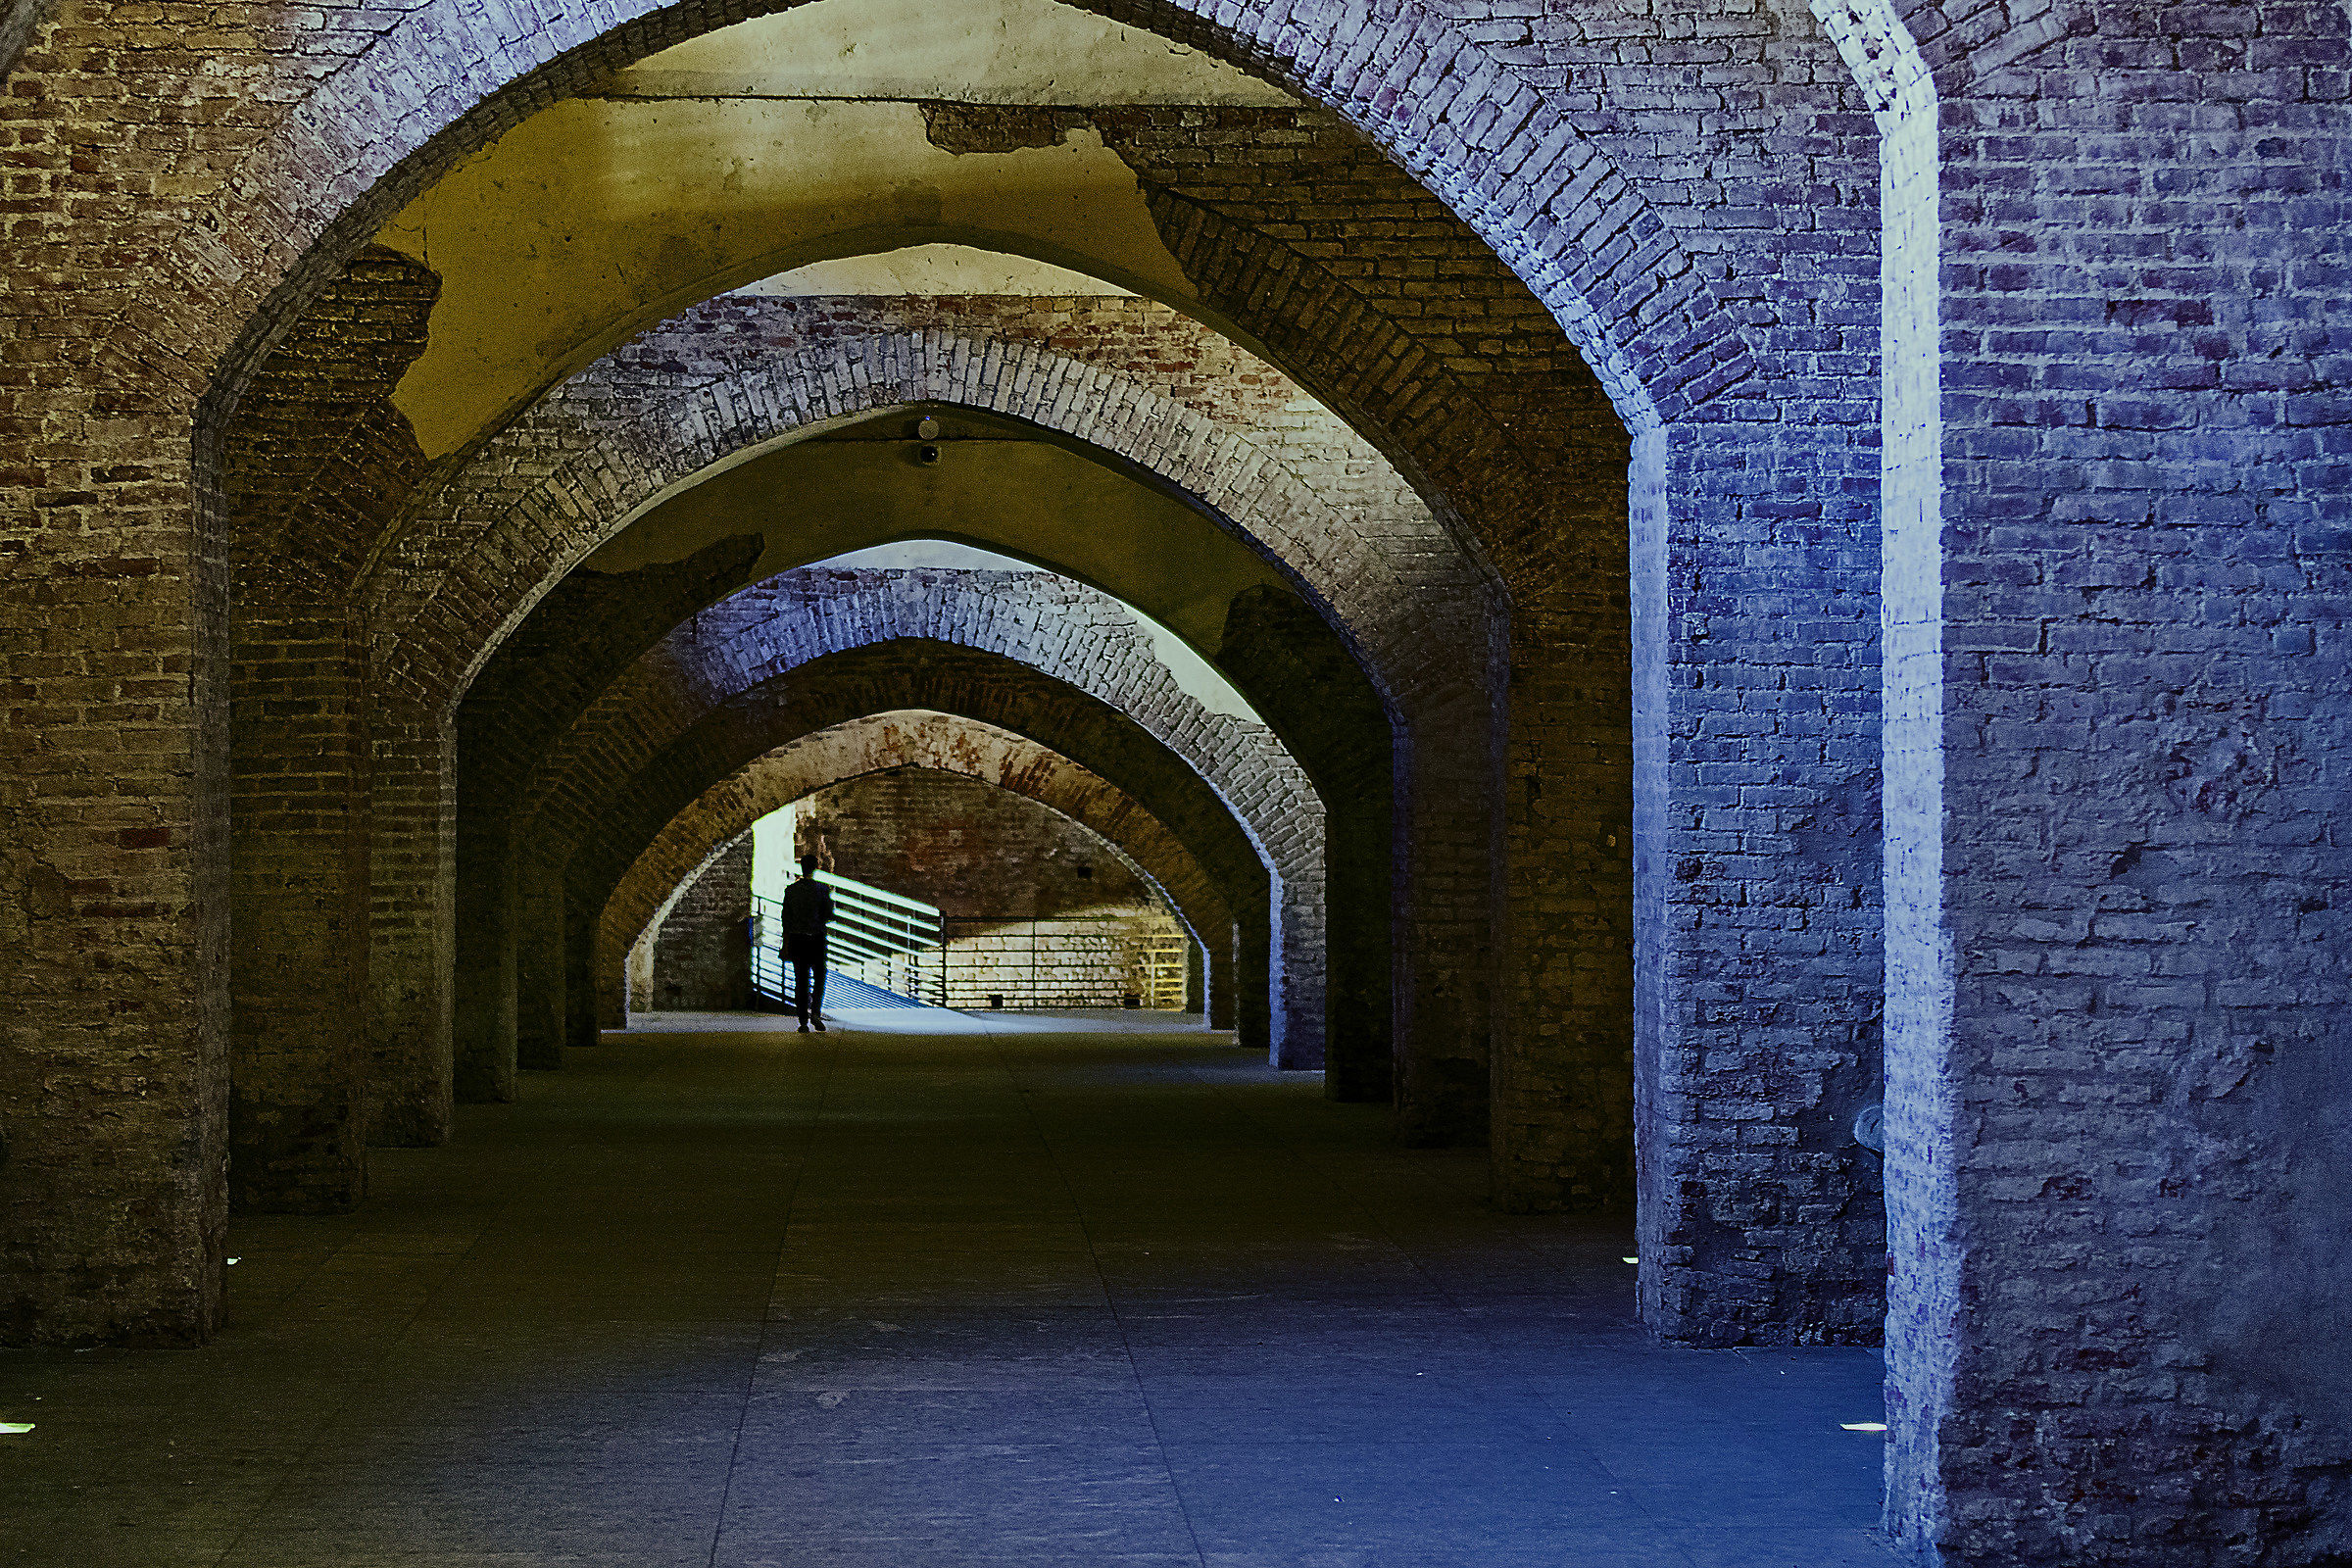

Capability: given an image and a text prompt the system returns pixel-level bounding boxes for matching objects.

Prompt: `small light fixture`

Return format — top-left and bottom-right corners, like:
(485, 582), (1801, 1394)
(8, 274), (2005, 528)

(1621, 1256), (1638, 1264)
(1841, 1422), (1888, 1433)
(916, 416), (941, 440)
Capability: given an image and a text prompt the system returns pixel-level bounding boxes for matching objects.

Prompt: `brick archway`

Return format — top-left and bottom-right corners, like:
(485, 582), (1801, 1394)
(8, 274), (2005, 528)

(368, 319), (1485, 714)
(6, 0), (1899, 1367)
(556, 642), (1284, 1063)
(360, 296), (1444, 1141)
(602, 711), (1239, 1032)
(142, 0), (1758, 457)
(477, 568), (1324, 1087)
(349, 316), (1466, 1136)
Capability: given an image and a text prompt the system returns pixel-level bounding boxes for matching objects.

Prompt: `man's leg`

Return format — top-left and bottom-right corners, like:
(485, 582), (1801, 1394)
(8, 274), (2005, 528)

(809, 942), (827, 1028)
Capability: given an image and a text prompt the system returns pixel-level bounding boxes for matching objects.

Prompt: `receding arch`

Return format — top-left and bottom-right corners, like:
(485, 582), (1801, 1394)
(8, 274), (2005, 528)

(490, 568), (1323, 1073)
(361, 309), (1461, 1137)
(604, 710), (1239, 1030)
(554, 642), (1287, 1062)
(2, 0), (1908, 1374)
(368, 322), (1488, 715)
(170, 0), (1746, 466)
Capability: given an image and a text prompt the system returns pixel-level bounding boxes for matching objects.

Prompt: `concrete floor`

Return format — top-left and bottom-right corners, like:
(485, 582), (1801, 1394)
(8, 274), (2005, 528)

(1, 1010), (1895, 1567)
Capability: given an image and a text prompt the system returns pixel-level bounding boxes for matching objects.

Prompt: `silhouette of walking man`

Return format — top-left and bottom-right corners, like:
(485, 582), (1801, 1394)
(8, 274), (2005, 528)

(781, 855), (833, 1033)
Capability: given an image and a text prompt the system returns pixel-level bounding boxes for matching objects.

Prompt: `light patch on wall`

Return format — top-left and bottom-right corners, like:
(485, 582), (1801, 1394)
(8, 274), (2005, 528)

(602, 0), (1301, 107)
(751, 803), (799, 907)
(812, 542), (1264, 724)
(740, 243), (1133, 298)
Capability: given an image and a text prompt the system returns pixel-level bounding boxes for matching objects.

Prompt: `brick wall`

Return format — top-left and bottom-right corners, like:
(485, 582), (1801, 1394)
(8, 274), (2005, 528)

(642, 834), (751, 1011)
(799, 767), (1189, 1009)
(804, 768), (1165, 923)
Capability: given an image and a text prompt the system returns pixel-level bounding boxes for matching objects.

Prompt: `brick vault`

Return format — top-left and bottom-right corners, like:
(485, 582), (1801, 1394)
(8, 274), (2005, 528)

(0, 0), (2345, 1562)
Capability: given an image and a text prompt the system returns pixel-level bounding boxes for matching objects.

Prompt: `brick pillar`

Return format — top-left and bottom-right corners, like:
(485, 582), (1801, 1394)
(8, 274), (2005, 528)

(365, 709), (452, 1146)
(642, 839), (753, 1010)
(563, 884), (602, 1049)
(0, 455), (228, 1343)
(1233, 909), (1270, 1053)
(228, 608), (369, 1211)
(1390, 688), (1503, 1148)
(1265, 879), (1316, 1070)
(514, 852), (566, 1071)
(590, 911), (629, 1031)
(1185, 939), (1205, 1016)
(1207, 927), (1235, 1030)
(626, 930), (656, 1015)
(1320, 789), (1393, 1101)
(452, 811), (518, 1102)
(1213, 586), (1394, 1096)
(1493, 612), (1636, 1212)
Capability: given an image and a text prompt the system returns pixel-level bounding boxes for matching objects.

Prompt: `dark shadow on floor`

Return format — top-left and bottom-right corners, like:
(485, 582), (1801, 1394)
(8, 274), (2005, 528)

(0, 1013), (1893, 1567)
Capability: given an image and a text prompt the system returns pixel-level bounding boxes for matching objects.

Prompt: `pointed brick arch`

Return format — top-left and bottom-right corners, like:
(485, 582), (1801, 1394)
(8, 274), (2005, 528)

(477, 568), (1325, 1091)
(3, 0), (1901, 1370)
(368, 322), (1484, 714)
(557, 642), (1285, 1062)
(358, 306), (1482, 1174)
(602, 711), (1238, 1032)
(137, 0), (1751, 457)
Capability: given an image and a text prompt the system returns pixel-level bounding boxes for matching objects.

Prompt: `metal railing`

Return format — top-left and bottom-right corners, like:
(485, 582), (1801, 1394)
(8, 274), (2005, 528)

(1143, 930), (1191, 1009)
(751, 870), (948, 1007)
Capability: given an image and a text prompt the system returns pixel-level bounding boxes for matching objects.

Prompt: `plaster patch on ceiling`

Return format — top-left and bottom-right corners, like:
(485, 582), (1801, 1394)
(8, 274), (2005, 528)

(375, 102), (1197, 456)
(603, 0), (1300, 107)
(741, 244), (1132, 298)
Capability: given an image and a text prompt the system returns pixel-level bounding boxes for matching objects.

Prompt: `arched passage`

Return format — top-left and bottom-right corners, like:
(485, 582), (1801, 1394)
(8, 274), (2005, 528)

(604, 710), (1239, 1029)
(361, 297), (1433, 1114)
(557, 641), (1286, 1059)
(13, 0), (1887, 1373)
(13, 0), (2349, 1557)
(483, 568), (1319, 1057)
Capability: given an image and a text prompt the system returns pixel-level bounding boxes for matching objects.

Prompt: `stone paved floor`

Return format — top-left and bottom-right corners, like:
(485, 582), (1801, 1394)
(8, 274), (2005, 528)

(0, 1010), (1895, 1566)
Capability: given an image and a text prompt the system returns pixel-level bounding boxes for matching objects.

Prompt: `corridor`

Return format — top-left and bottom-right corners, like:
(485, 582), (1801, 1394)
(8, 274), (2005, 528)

(1, 1014), (1890, 1566)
